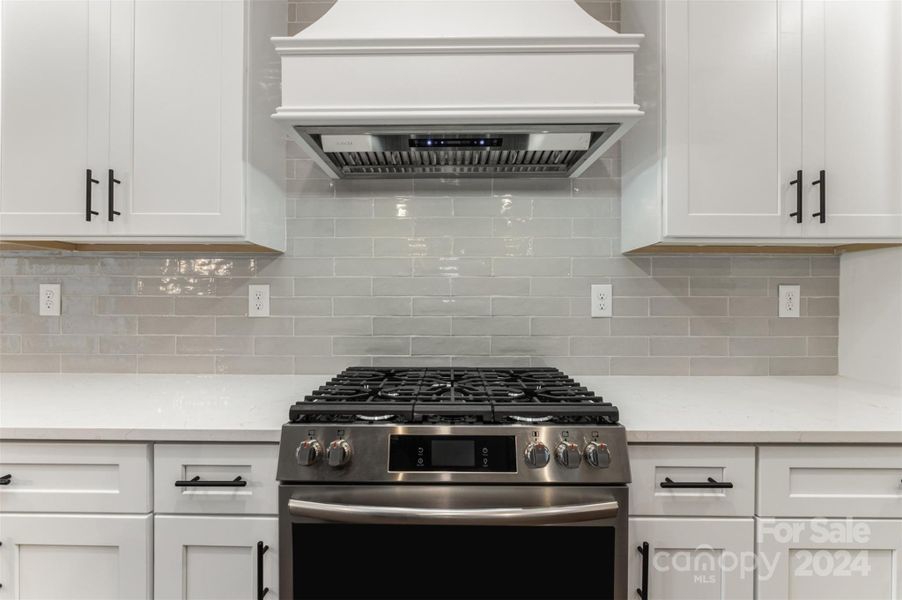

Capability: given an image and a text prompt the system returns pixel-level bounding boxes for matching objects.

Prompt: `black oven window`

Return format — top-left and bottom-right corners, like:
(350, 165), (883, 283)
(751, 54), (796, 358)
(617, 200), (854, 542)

(292, 524), (615, 600)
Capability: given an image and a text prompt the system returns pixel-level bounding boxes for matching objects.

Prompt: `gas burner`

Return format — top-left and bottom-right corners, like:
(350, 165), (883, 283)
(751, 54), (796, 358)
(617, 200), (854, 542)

(307, 387), (373, 402)
(535, 387), (596, 402)
(289, 367), (618, 425)
(474, 370), (514, 383)
(356, 414), (398, 422)
(507, 414), (554, 423)
(483, 385), (527, 400)
(376, 385), (422, 400)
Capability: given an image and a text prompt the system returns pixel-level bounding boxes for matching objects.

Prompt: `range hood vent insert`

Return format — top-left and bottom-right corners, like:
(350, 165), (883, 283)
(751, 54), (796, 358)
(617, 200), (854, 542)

(273, 1), (643, 179)
(297, 126), (616, 179)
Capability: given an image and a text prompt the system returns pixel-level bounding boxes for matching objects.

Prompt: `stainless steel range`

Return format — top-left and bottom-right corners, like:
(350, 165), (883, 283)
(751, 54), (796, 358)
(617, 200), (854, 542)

(277, 367), (631, 600)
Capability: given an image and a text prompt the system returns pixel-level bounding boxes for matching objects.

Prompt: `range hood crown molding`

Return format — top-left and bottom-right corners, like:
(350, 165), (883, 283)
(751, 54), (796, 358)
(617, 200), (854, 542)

(272, 0), (641, 52)
(273, 0), (644, 179)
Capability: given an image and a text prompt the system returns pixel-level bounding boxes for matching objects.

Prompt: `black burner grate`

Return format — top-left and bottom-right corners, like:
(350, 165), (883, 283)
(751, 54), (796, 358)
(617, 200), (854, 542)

(289, 367), (618, 425)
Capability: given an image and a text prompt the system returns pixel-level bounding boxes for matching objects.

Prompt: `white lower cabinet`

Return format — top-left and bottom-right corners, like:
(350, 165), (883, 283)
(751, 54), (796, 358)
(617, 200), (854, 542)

(0, 513), (152, 599)
(154, 515), (278, 600)
(629, 517), (755, 600)
(756, 518), (902, 600)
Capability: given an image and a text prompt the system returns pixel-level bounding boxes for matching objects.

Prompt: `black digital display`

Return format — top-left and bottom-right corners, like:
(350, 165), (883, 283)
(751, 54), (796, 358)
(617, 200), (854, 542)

(431, 440), (475, 467)
(409, 137), (502, 148)
(389, 435), (516, 472)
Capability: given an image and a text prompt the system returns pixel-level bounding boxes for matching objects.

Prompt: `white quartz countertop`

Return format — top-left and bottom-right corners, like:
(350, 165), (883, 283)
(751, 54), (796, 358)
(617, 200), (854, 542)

(1, 374), (900, 444)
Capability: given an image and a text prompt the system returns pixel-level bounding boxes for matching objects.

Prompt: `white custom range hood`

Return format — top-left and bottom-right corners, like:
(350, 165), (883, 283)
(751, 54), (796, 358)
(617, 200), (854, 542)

(272, 0), (643, 178)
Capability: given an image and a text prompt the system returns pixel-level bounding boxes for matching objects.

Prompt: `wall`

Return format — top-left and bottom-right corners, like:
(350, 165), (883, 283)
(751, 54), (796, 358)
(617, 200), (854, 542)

(0, 0), (840, 376)
(839, 248), (902, 388)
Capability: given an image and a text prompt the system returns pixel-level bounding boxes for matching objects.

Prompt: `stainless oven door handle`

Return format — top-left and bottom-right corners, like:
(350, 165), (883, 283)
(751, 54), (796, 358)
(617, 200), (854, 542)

(287, 498), (619, 525)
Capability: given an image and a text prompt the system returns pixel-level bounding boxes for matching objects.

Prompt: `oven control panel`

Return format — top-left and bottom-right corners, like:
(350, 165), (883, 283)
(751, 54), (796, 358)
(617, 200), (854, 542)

(388, 435), (517, 472)
(277, 424), (630, 484)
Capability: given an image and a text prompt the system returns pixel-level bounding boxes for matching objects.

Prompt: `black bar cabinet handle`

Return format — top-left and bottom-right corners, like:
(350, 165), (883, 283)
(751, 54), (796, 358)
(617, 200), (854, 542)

(636, 542), (649, 600)
(173, 475), (247, 487)
(660, 476), (734, 489)
(789, 169), (803, 223)
(0, 474), (10, 486)
(85, 169), (100, 221)
(811, 169), (826, 223)
(108, 169), (121, 221)
(257, 541), (270, 599)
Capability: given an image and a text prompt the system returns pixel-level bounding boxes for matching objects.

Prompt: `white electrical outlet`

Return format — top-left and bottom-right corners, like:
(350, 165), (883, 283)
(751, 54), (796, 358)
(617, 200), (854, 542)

(590, 284), (613, 318)
(778, 284), (801, 318)
(248, 284), (270, 317)
(39, 283), (61, 316)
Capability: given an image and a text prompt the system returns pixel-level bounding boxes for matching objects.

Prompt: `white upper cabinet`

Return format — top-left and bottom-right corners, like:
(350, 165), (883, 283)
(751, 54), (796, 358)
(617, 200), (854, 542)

(0, 0), (111, 237)
(802, 0), (902, 239)
(622, 0), (902, 251)
(0, 0), (286, 251)
(108, 0), (245, 238)
(662, 0), (800, 240)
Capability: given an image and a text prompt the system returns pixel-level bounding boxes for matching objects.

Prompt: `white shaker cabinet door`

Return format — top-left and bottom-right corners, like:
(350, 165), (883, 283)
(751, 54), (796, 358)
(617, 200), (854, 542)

(0, 513), (152, 600)
(629, 517), (755, 600)
(802, 0), (902, 239)
(108, 0), (245, 237)
(662, 0), (803, 239)
(757, 518), (902, 600)
(0, 0), (111, 236)
(154, 515), (279, 600)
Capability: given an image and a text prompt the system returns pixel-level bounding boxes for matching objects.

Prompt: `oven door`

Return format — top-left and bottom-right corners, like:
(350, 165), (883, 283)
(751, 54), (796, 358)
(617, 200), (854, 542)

(280, 485), (628, 600)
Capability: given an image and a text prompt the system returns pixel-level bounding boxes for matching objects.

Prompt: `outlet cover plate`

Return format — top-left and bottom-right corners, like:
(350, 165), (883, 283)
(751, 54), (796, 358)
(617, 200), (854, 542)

(591, 283), (613, 318)
(39, 283), (61, 316)
(248, 284), (270, 317)
(778, 284), (801, 318)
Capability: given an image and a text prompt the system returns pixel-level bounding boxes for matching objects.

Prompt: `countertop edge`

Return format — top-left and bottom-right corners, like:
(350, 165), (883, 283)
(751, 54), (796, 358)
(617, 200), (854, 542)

(4, 427), (900, 445)
(0, 427), (281, 443)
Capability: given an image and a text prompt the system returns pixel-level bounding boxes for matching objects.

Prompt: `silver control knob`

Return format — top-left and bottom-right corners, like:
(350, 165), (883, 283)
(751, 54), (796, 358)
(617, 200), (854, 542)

(296, 439), (322, 466)
(326, 439), (352, 468)
(524, 442), (551, 468)
(555, 441), (582, 469)
(585, 441), (612, 469)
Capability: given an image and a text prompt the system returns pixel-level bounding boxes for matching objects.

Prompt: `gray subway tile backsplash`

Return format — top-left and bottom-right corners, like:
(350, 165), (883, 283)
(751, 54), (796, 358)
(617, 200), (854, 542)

(412, 336), (490, 356)
(254, 336), (333, 357)
(452, 317), (530, 337)
(0, 228), (841, 376)
(374, 317), (451, 336)
(611, 357), (689, 376)
(0, 1), (840, 376)
(61, 354), (137, 374)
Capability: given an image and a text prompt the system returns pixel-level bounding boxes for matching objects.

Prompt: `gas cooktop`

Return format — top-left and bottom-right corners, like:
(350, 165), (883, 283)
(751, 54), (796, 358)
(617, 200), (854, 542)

(289, 367), (618, 425)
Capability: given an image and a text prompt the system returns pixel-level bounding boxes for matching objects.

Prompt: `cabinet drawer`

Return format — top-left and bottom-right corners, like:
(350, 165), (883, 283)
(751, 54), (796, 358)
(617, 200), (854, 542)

(154, 444), (278, 515)
(758, 446), (902, 518)
(629, 445), (755, 516)
(0, 442), (151, 513)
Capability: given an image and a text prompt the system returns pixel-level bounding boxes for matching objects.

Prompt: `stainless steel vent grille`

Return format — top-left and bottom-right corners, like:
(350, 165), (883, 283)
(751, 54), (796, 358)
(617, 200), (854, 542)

(327, 149), (586, 176)
(292, 125), (618, 179)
